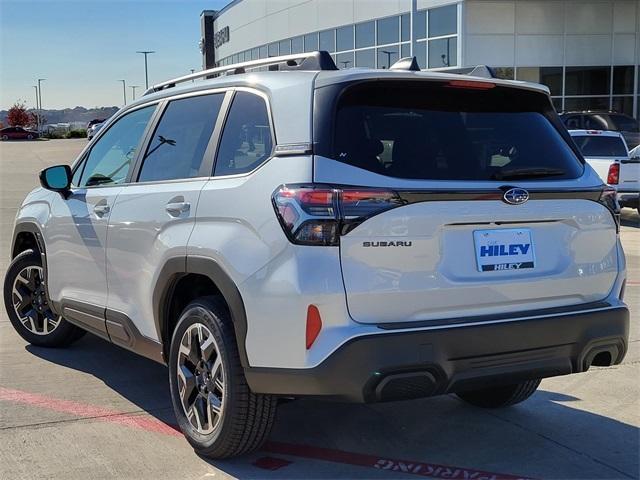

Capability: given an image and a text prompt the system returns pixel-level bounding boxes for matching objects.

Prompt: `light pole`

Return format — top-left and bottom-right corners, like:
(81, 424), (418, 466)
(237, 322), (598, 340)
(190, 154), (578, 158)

(130, 85), (139, 101)
(136, 50), (155, 89)
(37, 78), (45, 131)
(118, 80), (127, 106)
(33, 85), (39, 131)
(380, 50), (394, 69)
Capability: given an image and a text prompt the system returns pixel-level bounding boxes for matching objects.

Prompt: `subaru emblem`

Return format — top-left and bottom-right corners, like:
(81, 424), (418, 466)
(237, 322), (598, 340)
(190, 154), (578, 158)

(503, 188), (529, 205)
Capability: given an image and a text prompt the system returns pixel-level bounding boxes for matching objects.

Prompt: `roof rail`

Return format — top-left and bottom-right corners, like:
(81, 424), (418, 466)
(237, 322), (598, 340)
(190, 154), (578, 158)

(144, 51), (338, 95)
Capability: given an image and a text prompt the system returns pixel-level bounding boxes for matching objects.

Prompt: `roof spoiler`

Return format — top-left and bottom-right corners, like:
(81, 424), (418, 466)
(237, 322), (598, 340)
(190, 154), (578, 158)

(444, 65), (496, 79)
(144, 51), (338, 95)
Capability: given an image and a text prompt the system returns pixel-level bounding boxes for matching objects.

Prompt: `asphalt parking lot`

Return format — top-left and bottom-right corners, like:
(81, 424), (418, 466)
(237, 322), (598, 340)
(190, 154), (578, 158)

(0, 139), (638, 480)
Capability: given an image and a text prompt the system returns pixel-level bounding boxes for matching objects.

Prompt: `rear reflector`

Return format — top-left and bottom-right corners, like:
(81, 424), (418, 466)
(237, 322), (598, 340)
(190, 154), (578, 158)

(306, 305), (322, 349)
(607, 163), (620, 185)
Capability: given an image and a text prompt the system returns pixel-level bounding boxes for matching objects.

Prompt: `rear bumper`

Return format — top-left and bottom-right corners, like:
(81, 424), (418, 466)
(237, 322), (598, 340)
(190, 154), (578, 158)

(245, 303), (629, 402)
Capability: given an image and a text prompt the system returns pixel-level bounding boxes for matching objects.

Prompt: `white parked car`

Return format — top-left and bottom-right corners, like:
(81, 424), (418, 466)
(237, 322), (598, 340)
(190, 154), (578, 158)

(87, 122), (103, 140)
(570, 129), (639, 213)
(4, 52), (629, 458)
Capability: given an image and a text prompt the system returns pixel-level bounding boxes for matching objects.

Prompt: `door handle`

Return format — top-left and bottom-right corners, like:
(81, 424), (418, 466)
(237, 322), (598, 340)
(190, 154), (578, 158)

(165, 201), (190, 216)
(93, 203), (110, 217)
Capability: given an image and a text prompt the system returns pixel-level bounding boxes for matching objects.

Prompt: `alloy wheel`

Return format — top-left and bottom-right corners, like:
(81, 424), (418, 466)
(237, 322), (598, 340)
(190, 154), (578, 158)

(11, 266), (61, 335)
(176, 323), (225, 435)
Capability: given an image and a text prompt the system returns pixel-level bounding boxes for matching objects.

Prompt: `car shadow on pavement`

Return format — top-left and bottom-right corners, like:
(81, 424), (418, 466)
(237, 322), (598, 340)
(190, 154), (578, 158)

(27, 334), (639, 479)
(621, 208), (639, 228)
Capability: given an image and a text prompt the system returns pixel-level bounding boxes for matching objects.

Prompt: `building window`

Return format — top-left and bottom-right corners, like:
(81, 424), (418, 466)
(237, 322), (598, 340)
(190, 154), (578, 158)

(355, 21), (375, 48)
(612, 97), (635, 116)
(414, 41), (427, 67)
(279, 39), (291, 55)
(414, 10), (426, 39)
(356, 48), (375, 68)
(377, 16), (399, 45)
(565, 66), (610, 96)
(401, 43), (410, 58)
(268, 43), (278, 57)
(516, 67), (563, 96)
(564, 97), (610, 112)
(377, 46), (399, 69)
(428, 4), (457, 38)
(336, 25), (354, 52)
(428, 37), (456, 68)
(319, 29), (335, 53)
(291, 36), (303, 54)
(493, 67), (515, 80)
(336, 51), (354, 69)
(613, 66), (634, 95)
(401, 14), (410, 42)
(304, 32), (318, 52)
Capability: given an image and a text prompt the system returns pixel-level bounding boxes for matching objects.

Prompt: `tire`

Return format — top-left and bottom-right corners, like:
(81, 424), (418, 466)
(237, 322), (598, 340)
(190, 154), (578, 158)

(1, 135), (8, 141)
(3, 249), (85, 347)
(168, 296), (277, 458)
(27, 134), (33, 140)
(456, 379), (541, 408)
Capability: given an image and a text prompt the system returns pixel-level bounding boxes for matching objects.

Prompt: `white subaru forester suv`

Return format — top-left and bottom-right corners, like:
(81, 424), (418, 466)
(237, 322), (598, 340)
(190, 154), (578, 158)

(4, 52), (629, 458)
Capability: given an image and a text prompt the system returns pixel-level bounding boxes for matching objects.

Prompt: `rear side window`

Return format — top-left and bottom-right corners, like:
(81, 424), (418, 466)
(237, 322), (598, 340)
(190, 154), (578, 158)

(328, 82), (583, 181)
(572, 135), (628, 157)
(214, 92), (273, 176)
(138, 94), (223, 182)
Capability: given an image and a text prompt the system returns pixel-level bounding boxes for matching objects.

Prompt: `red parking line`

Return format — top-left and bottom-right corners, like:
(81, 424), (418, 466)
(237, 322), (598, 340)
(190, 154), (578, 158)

(0, 386), (181, 437)
(263, 441), (531, 480)
(1, 386), (532, 479)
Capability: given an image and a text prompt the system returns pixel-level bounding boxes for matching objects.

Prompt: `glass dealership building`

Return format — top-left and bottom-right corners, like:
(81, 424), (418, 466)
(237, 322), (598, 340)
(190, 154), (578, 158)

(201, 0), (639, 117)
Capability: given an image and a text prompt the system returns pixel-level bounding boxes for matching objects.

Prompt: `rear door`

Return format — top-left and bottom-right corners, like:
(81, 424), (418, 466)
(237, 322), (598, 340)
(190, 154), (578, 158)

(314, 79), (618, 325)
(105, 91), (228, 341)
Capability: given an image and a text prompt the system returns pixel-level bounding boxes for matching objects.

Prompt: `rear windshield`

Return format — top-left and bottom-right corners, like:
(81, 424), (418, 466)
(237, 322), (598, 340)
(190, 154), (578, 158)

(329, 82), (583, 181)
(572, 135), (628, 157)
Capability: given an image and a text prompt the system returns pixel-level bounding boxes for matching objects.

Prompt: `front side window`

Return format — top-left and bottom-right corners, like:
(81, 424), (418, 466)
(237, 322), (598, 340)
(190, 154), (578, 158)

(328, 82), (583, 181)
(572, 135), (628, 157)
(138, 94), (224, 182)
(214, 92), (273, 176)
(78, 105), (155, 187)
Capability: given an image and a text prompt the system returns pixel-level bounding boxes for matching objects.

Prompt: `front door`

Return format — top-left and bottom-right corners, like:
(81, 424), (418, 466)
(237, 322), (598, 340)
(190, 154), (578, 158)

(46, 105), (157, 335)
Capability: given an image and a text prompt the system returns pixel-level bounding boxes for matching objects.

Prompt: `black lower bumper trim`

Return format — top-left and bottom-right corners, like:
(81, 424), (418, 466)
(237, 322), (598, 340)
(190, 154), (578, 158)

(245, 304), (629, 403)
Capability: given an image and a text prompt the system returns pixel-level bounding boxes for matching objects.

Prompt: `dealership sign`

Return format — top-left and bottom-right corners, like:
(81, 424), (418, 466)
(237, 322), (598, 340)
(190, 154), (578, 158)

(214, 26), (230, 49)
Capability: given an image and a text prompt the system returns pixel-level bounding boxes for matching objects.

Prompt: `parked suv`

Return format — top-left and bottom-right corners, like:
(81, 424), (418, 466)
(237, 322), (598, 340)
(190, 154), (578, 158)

(560, 111), (640, 149)
(4, 52), (629, 459)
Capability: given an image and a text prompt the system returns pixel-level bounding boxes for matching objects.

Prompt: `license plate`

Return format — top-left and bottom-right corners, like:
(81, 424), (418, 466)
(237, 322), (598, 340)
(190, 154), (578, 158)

(473, 228), (535, 272)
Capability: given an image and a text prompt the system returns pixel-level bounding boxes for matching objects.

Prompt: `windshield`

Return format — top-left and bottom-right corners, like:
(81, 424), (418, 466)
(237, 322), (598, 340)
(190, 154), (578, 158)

(329, 82), (583, 181)
(572, 135), (628, 157)
(605, 114), (639, 132)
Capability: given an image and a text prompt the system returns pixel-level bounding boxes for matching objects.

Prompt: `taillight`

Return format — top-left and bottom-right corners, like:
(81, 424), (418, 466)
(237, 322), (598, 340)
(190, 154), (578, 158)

(607, 163), (620, 185)
(272, 184), (404, 245)
(598, 186), (621, 232)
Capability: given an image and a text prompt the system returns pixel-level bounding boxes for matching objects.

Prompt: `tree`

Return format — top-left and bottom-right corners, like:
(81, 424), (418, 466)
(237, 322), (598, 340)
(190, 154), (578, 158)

(7, 101), (31, 127)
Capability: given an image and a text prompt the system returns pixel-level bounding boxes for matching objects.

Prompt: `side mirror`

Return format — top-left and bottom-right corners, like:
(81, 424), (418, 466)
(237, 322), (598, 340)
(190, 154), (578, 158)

(39, 165), (72, 197)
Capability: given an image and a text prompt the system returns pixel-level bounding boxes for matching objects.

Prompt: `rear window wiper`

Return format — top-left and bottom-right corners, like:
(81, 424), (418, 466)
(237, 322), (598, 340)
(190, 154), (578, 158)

(491, 167), (566, 181)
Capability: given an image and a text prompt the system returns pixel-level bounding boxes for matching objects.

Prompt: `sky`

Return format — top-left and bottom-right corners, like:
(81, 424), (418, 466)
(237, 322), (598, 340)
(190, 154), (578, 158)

(0, 0), (232, 110)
